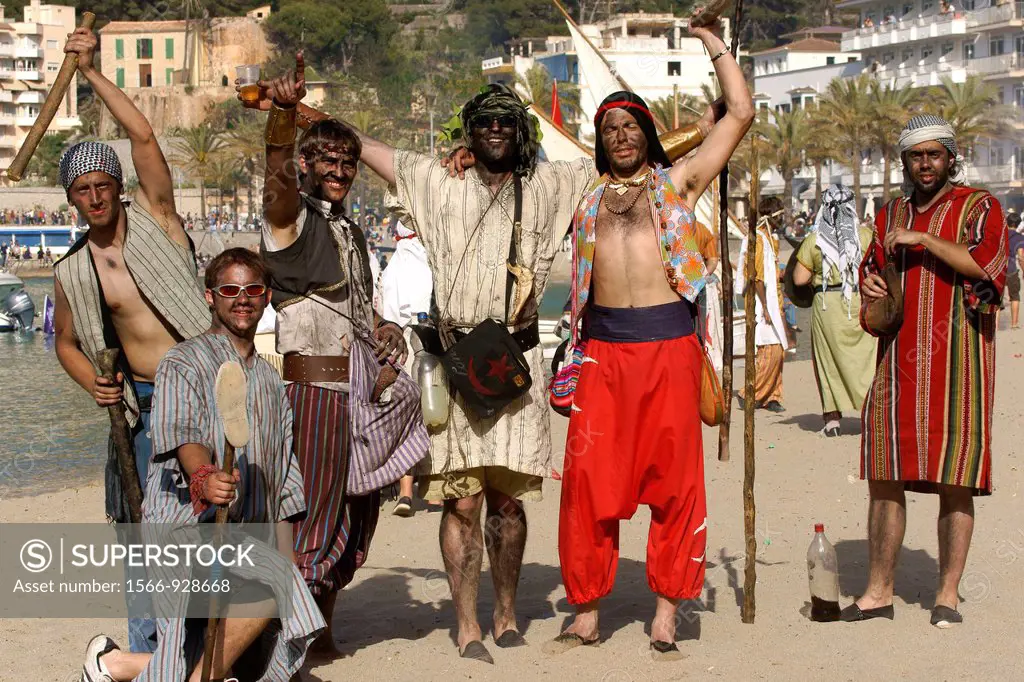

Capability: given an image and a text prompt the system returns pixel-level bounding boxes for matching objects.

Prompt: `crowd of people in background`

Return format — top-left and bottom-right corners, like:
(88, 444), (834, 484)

(0, 241), (53, 268)
(0, 208), (79, 226)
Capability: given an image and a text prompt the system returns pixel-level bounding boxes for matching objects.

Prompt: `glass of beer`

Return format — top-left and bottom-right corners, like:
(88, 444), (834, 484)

(236, 65), (261, 105)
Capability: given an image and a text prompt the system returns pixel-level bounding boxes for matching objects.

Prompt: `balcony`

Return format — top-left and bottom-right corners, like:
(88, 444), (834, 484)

(872, 58), (967, 88)
(15, 91), (43, 104)
(842, 14), (967, 52)
(0, 112), (15, 125)
(969, 52), (1023, 77)
(14, 46), (41, 59)
(0, 69), (14, 79)
(0, 90), (11, 102)
(970, 1), (1023, 26)
(15, 70), (41, 81)
(0, 44), (14, 58)
(970, 162), (1022, 186)
(16, 116), (37, 126)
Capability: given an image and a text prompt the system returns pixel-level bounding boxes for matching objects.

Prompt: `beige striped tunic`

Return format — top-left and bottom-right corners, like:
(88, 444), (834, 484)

(385, 150), (595, 477)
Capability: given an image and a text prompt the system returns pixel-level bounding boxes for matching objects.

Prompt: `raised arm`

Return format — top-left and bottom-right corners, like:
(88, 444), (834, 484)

(243, 53), (397, 188)
(669, 11), (755, 209)
(66, 28), (186, 247)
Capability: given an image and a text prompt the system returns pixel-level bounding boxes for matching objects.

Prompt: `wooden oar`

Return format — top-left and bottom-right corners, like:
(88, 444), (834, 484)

(96, 348), (143, 523)
(201, 361), (249, 682)
(5, 11), (96, 182)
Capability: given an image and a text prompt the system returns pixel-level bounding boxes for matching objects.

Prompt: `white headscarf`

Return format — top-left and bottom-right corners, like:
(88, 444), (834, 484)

(811, 185), (860, 317)
(898, 114), (966, 196)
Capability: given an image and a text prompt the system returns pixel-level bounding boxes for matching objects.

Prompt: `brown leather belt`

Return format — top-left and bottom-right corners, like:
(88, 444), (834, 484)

(283, 354), (350, 383)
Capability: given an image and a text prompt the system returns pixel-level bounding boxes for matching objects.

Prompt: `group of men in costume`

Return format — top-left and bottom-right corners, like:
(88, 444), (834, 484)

(52, 7), (1009, 680)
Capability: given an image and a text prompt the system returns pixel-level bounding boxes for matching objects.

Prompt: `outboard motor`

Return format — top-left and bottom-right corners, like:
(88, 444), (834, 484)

(2, 290), (35, 331)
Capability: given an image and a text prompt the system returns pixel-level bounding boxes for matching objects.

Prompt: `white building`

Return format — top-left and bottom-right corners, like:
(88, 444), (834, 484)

(0, 0), (80, 178)
(483, 13), (730, 140)
(751, 37), (863, 112)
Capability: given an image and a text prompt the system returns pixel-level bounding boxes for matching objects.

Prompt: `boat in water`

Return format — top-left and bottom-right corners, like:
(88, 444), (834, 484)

(0, 273), (35, 332)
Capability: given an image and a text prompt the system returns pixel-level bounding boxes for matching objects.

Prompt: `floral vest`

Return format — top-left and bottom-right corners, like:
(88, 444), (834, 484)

(568, 164), (707, 345)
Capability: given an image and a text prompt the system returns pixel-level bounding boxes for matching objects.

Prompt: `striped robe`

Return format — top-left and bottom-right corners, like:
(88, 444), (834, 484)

(859, 187), (1007, 495)
(143, 333), (324, 680)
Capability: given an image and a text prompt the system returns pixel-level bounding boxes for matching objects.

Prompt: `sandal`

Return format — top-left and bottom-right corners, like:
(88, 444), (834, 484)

(541, 631), (599, 655)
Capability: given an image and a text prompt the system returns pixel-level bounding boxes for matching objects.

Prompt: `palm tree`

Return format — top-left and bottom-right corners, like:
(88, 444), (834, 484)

(817, 74), (874, 216)
(206, 153), (239, 225)
(867, 80), (921, 202)
(515, 65), (582, 135)
(171, 126), (223, 218)
(925, 75), (1012, 159)
(649, 92), (704, 128)
(764, 107), (811, 225)
(223, 120), (264, 223)
(804, 102), (840, 207)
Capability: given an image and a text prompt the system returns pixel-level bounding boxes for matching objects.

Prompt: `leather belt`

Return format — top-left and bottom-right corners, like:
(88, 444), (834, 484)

(451, 320), (541, 352)
(283, 354), (350, 383)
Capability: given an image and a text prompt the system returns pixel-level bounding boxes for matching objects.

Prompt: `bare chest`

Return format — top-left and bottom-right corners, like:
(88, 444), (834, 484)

(89, 245), (145, 315)
(594, 189), (659, 251)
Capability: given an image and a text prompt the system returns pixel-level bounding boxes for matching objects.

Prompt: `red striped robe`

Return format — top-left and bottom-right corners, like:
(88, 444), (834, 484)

(859, 186), (1007, 495)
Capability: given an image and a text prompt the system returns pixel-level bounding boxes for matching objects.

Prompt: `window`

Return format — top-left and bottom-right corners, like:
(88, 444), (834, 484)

(962, 0), (975, 9)
(992, 147), (1004, 166)
(136, 38), (153, 59)
(902, 3), (913, 17)
(827, 56), (836, 64)
(791, 96), (802, 110)
(1016, 34), (1024, 57)
(963, 43), (975, 60)
(991, 38), (1005, 56)
(139, 63), (152, 87)
(46, 40), (57, 49)
(903, 48), (915, 62)
(165, 38), (174, 59)
(668, 61), (681, 76)
(166, 67), (174, 85)
(115, 67), (124, 88)
(941, 42), (954, 57)
(922, 0), (934, 12)
(115, 38), (123, 60)
(46, 62), (58, 72)
(883, 52), (895, 64)
(922, 45), (934, 59)
(758, 102), (769, 110)
(848, 56), (858, 62)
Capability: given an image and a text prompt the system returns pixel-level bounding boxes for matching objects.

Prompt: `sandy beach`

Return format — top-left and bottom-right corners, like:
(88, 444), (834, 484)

(2, 340), (1023, 681)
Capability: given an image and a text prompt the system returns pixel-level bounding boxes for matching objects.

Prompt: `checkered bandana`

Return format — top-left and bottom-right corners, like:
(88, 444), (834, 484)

(59, 141), (123, 192)
(898, 114), (966, 196)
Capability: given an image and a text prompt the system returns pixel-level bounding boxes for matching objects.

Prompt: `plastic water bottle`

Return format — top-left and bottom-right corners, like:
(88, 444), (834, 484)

(807, 523), (841, 622)
(413, 313), (449, 427)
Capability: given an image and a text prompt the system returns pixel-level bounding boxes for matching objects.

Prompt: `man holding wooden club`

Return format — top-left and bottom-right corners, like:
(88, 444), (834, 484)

(78, 248), (324, 682)
(52, 26), (208, 654)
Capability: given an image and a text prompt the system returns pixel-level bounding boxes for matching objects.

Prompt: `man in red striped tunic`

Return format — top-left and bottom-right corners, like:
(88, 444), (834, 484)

(842, 115), (1007, 628)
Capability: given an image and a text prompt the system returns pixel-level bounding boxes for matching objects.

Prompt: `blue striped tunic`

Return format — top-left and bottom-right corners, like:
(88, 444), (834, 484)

(142, 332), (325, 680)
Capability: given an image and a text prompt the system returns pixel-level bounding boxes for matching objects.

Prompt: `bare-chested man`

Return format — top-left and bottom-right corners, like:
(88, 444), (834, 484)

(52, 26), (209, 653)
(547, 11), (753, 660)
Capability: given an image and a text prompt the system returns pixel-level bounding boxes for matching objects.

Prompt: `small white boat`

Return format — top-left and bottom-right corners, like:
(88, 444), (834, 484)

(0, 273), (35, 332)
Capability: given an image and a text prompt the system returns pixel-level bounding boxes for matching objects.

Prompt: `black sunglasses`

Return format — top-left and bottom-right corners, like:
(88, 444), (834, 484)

(469, 114), (517, 129)
(211, 283), (267, 298)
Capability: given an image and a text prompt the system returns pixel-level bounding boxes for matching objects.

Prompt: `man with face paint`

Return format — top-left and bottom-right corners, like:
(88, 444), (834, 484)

(255, 55), (416, 655)
(843, 115), (1007, 629)
(53, 26), (209, 655)
(549, 11), (754, 660)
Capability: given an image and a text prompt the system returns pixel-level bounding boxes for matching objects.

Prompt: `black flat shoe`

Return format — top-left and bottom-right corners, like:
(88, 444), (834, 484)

(650, 640), (684, 662)
(840, 603), (894, 622)
(930, 605), (962, 629)
(459, 640), (494, 664)
(494, 630), (527, 648)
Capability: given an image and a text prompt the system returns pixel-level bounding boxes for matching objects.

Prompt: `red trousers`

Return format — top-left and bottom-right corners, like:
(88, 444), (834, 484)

(559, 334), (707, 605)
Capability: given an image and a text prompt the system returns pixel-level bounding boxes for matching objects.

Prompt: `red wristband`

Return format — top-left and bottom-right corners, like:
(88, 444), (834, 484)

(189, 464), (219, 516)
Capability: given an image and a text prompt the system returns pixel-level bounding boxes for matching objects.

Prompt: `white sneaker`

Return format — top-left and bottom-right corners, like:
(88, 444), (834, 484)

(81, 634), (119, 682)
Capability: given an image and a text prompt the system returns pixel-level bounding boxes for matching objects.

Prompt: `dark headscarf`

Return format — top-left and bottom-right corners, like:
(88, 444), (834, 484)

(593, 91), (670, 176)
(460, 84), (540, 177)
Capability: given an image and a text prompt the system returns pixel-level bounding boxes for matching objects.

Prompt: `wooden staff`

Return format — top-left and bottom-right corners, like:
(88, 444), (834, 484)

(96, 348), (143, 524)
(718, 0), (744, 462)
(741, 143), (760, 625)
(201, 362), (249, 682)
(5, 11), (96, 182)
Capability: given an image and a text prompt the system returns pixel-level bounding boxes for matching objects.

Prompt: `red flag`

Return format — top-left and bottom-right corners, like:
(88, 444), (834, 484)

(551, 80), (564, 128)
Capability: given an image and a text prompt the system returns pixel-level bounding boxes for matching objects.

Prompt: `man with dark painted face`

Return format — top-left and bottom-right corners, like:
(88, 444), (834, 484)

(843, 115), (1007, 629)
(253, 55), (425, 655)
(549, 12), (754, 660)
(245, 41), (722, 663)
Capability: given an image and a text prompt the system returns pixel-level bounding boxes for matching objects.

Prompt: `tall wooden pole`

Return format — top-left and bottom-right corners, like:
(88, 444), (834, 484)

(718, 0), (744, 462)
(741, 144), (760, 625)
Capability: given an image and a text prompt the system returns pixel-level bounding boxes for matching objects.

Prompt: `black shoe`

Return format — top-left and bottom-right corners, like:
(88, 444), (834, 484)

(840, 603), (894, 622)
(392, 496), (413, 517)
(763, 400), (786, 413)
(930, 605), (962, 629)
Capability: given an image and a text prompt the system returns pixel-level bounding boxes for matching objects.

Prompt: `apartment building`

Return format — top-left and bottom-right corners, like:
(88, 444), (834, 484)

(751, 37), (863, 111)
(840, 0), (1023, 199)
(0, 0), (79, 175)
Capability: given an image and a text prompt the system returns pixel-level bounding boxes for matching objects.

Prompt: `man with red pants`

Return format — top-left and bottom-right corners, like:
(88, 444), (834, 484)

(546, 10), (753, 661)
